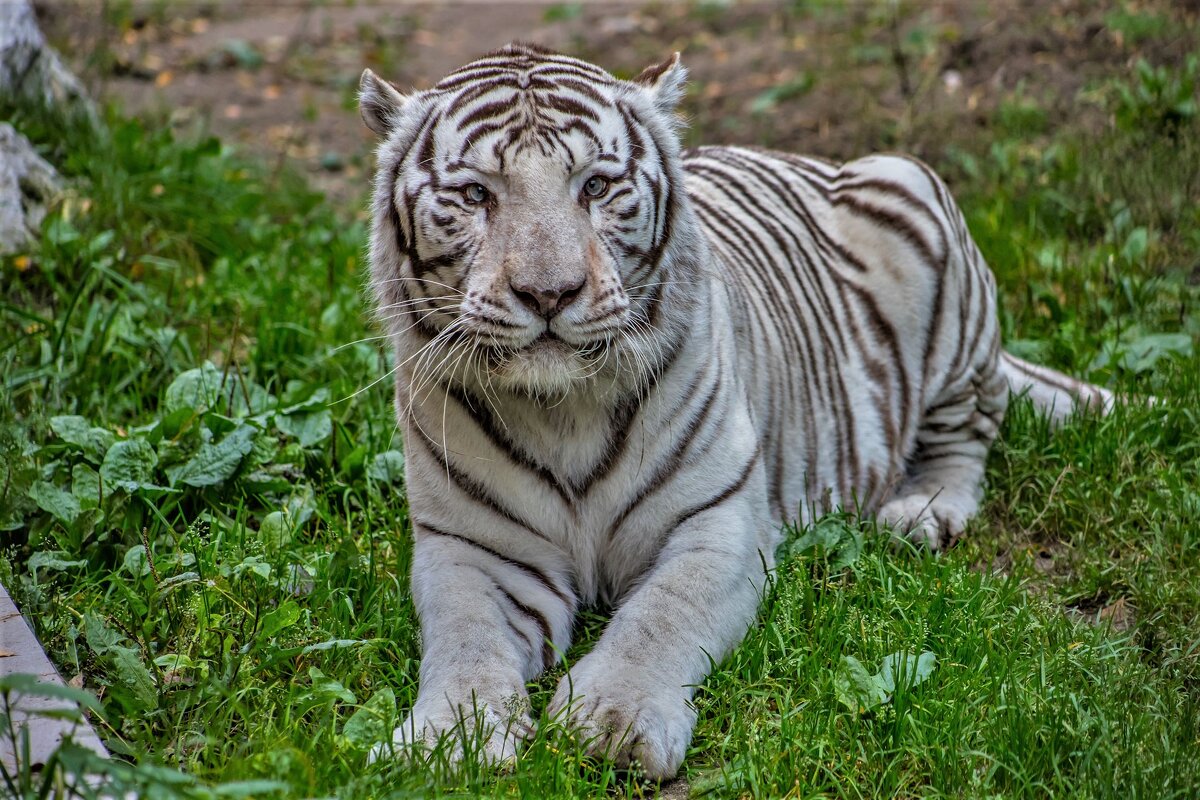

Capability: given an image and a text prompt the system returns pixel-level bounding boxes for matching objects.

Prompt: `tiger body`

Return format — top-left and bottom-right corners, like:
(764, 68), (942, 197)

(359, 44), (1105, 779)
(686, 145), (1009, 535)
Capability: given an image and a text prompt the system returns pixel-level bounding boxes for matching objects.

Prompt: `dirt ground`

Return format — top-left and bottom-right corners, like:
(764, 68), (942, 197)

(35, 0), (1200, 206)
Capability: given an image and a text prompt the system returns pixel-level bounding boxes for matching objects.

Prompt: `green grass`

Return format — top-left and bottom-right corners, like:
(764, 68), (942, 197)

(3, 23), (1200, 800)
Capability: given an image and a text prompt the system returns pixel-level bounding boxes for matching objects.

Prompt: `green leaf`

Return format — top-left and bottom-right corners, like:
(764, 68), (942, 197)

(153, 653), (197, 671)
(166, 425), (257, 487)
(275, 409), (332, 448)
(158, 571), (201, 595)
(211, 780), (290, 797)
(0, 674), (105, 716)
(83, 614), (157, 709)
(50, 415), (115, 463)
(750, 73), (815, 114)
(234, 555), (272, 581)
(1121, 226), (1149, 263)
(259, 601), (301, 640)
(279, 386), (330, 414)
(308, 667), (356, 705)
(100, 438), (159, 492)
(367, 450), (405, 484)
(122, 544), (150, 578)
(28, 480), (81, 523)
(110, 644), (158, 710)
(23, 705), (85, 723)
(835, 651), (937, 714)
(71, 463), (102, 505)
(82, 612), (123, 655)
(780, 514), (863, 569)
(221, 38), (264, 69)
(319, 301), (343, 330)
(341, 687), (396, 750)
(71, 506), (103, 540)
(259, 510), (293, 551)
(234, 383), (276, 418)
(542, 2), (583, 23)
(158, 406), (200, 440)
(879, 651), (937, 694)
(241, 471), (293, 494)
(1120, 332), (1193, 373)
(46, 215), (80, 244)
(301, 638), (364, 654)
(833, 655), (889, 713)
(27, 550), (87, 575)
(164, 363), (227, 415)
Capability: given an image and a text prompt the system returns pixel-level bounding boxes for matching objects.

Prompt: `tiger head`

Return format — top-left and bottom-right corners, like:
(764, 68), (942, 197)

(360, 44), (700, 400)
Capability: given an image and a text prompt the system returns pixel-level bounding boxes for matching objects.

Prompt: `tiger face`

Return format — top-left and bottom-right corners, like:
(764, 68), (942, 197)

(362, 45), (691, 399)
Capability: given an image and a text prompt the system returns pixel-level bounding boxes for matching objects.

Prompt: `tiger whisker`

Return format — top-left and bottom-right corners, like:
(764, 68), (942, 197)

(376, 293), (464, 311)
(376, 276), (466, 294)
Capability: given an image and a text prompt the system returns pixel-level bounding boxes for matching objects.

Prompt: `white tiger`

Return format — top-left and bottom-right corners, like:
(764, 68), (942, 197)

(357, 43), (1113, 779)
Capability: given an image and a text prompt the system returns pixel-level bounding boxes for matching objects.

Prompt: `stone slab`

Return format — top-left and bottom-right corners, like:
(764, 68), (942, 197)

(0, 580), (108, 774)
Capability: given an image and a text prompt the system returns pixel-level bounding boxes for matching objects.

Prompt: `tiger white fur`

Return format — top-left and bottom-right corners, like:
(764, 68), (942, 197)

(358, 44), (1113, 779)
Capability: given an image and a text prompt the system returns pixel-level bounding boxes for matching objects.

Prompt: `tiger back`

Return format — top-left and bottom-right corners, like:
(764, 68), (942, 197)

(684, 145), (1009, 542)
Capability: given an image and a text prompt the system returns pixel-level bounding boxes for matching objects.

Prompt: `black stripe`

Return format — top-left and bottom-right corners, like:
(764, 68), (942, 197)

(413, 518), (572, 606)
(665, 446), (760, 541)
(444, 384), (575, 506)
(410, 422), (553, 543)
(495, 584), (556, 670)
(607, 363), (723, 539)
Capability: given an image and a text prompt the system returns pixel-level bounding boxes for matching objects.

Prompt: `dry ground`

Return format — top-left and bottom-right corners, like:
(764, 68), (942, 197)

(38, 0), (1199, 202)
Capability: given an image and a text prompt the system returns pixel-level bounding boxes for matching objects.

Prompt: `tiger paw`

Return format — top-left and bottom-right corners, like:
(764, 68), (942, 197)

(877, 493), (971, 550)
(367, 697), (531, 768)
(547, 657), (695, 780)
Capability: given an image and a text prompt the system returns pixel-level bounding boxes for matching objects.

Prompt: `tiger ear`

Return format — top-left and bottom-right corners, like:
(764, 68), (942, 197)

(633, 52), (687, 116)
(359, 69), (408, 136)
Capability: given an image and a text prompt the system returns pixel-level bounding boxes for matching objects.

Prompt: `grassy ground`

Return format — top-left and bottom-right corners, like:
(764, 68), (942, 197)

(3, 4), (1199, 799)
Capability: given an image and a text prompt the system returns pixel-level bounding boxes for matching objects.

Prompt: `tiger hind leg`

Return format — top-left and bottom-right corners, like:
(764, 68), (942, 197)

(878, 368), (1008, 549)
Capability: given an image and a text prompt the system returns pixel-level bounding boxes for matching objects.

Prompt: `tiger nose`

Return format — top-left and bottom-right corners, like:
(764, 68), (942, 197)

(510, 276), (585, 319)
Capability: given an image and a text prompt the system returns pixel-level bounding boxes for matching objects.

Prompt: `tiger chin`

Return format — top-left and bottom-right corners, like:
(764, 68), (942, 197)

(358, 44), (1115, 780)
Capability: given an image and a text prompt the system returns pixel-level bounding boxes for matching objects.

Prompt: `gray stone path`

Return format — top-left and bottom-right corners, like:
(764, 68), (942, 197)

(0, 580), (108, 775)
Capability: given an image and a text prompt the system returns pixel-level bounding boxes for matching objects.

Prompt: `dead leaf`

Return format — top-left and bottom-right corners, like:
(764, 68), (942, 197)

(1099, 597), (1134, 631)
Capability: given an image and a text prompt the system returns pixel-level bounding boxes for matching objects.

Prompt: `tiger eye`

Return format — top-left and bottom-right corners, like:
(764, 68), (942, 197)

(464, 184), (489, 204)
(583, 176), (609, 198)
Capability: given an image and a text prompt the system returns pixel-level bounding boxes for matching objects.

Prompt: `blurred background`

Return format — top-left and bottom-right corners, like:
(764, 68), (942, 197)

(36, 0), (1200, 203)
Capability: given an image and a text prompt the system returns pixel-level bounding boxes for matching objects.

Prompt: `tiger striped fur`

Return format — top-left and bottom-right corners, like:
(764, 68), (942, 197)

(358, 43), (1113, 779)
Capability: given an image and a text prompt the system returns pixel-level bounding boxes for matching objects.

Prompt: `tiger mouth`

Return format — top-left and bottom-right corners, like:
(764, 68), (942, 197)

(480, 329), (607, 362)
(521, 333), (587, 361)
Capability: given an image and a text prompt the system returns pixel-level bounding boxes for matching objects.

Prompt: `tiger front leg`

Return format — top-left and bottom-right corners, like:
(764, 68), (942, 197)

(547, 490), (769, 780)
(371, 524), (575, 766)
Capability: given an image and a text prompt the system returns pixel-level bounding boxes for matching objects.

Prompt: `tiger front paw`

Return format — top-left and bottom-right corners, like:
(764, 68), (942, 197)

(547, 656), (695, 780)
(367, 696), (531, 768)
